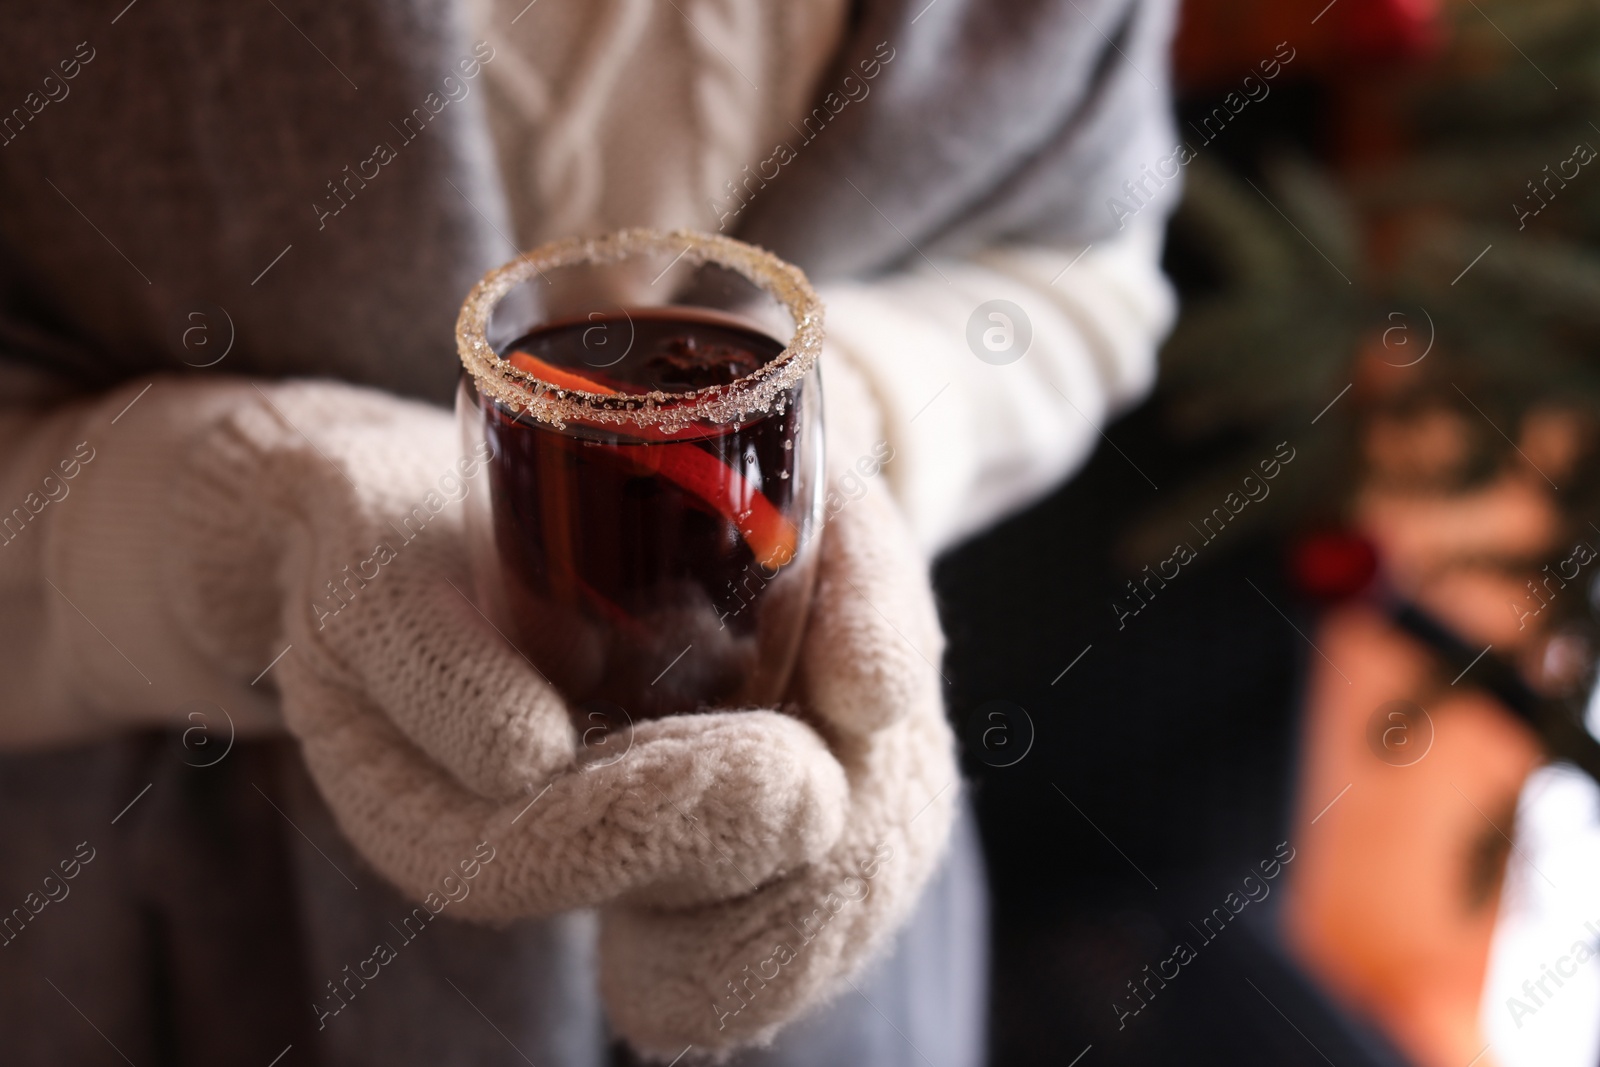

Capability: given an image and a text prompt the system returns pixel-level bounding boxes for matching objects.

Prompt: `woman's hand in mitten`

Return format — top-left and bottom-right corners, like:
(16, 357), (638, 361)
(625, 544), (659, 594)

(595, 355), (961, 1056)
(161, 378), (848, 914)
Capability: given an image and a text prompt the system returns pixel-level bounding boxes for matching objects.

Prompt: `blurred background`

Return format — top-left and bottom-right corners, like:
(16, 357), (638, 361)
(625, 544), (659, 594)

(939, 0), (1600, 1064)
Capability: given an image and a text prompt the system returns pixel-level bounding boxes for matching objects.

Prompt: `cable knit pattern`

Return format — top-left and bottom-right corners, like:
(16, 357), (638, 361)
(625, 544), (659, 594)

(478, 0), (845, 242)
(686, 0), (766, 221)
(533, 0), (654, 236)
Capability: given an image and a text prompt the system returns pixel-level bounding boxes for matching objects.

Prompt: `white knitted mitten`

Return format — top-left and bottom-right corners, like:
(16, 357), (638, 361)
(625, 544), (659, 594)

(163, 378), (852, 912)
(155, 367), (956, 1055)
(596, 354), (960, 1056)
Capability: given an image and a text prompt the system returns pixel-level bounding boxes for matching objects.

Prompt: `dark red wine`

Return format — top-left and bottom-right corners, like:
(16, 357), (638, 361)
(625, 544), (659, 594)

(474, 308), (817, 721)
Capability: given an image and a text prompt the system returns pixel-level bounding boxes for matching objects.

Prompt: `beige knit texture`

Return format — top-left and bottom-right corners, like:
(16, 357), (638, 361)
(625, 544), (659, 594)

(158, 370), (956, 1054)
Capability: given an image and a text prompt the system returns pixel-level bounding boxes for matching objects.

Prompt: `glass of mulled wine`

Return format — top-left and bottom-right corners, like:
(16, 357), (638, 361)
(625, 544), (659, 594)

(455, 229), (825, 723)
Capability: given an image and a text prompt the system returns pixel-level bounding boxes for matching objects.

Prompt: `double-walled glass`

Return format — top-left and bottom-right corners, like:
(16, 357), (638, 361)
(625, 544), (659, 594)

(456, 229), (825, 722)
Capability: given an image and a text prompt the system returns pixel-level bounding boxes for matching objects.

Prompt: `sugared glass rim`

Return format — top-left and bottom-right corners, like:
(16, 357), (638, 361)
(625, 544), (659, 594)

(456, 228), (824, 431)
